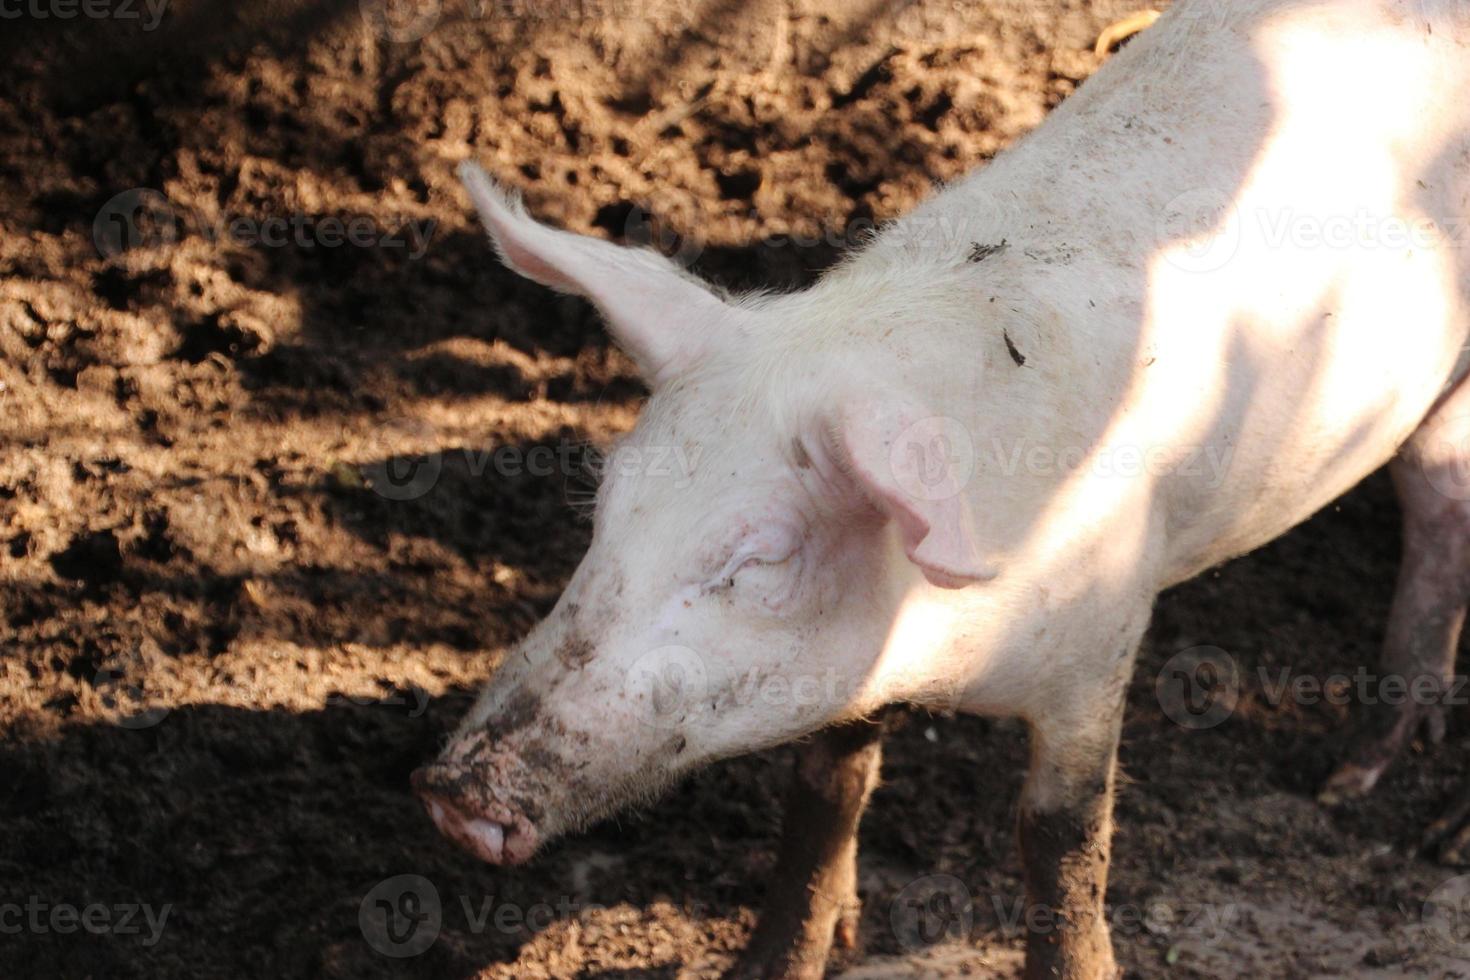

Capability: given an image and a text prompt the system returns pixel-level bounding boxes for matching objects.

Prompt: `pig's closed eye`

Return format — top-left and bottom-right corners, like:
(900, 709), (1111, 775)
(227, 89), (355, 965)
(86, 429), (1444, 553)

(709, 549), (794, 590)
(704, 523), (803, 598)
(706, 554), (800, 610)
(727, 552), (789, 585)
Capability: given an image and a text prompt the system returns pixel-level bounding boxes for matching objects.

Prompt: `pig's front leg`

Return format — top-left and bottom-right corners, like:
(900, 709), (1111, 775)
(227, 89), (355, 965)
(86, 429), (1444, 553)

(1019, 673), (1130, 980)
(725, 716), (887, 980)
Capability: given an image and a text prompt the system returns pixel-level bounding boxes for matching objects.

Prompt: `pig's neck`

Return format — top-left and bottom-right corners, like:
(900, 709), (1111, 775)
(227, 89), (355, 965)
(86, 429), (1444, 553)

(774, 244), (1163, 712)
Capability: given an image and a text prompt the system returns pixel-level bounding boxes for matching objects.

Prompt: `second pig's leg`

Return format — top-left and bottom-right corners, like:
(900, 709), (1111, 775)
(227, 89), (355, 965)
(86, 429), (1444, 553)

(1323, 377), (1470, 839)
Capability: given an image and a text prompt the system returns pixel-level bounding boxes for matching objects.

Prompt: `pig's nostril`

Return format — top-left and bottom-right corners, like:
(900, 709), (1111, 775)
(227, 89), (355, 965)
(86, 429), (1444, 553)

(409, 765), (438, 796)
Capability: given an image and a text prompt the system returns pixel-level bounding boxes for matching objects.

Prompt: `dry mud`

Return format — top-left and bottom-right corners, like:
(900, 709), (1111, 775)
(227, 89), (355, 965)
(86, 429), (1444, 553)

(4, 1), (1470, 977)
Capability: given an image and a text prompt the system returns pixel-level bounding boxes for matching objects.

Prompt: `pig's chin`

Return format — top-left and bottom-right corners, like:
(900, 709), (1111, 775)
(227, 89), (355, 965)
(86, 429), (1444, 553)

(410, 767), (541, 866)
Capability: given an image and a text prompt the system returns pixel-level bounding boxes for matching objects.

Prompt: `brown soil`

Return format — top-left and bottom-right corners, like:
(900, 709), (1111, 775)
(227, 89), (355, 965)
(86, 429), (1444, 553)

(3, 1), (1470, 977)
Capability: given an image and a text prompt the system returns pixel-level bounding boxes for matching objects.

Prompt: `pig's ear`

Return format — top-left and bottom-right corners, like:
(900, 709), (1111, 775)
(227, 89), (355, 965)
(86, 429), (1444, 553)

(832, 399), (999, 589)
(459, 161), (731, 384)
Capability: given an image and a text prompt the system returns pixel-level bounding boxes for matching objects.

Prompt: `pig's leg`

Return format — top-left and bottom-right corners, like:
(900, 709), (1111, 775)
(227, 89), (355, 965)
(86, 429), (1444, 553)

(1020, 694), (1127, 980)
(1321, 381), (1470, 820)
(725, 717), (886, 980)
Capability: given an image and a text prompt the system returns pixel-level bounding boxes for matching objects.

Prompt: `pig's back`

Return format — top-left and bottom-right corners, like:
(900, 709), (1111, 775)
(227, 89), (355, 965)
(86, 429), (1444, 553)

(884, 0), (1470, 586)
(1124, 0), (1470, 581)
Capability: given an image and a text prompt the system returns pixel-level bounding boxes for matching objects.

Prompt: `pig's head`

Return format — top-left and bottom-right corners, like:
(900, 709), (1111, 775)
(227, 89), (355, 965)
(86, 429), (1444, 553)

(412, 163), (998, 865)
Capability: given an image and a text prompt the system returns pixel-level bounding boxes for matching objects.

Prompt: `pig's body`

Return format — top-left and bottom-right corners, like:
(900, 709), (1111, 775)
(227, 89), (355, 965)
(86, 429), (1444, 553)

(415, 1), (1470, 977)
(839, 0), (1470, 724)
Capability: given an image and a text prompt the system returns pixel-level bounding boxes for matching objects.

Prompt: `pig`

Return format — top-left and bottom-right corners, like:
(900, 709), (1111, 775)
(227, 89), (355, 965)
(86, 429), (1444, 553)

(412, 0), (1470, 976)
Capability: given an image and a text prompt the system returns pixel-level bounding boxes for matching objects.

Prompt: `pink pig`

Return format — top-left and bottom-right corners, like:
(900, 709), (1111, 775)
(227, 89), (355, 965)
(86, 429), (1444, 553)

(414, 1), (1470, 976)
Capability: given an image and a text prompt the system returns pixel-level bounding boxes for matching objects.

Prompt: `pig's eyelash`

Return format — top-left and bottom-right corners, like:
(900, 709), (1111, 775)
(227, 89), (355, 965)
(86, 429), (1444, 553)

(700, 549), (795, 595)
(578, 441), (609, 487)
(565, 486), (599, 521)
(701, 558), (752, 594)
(562, 439), (608, 520)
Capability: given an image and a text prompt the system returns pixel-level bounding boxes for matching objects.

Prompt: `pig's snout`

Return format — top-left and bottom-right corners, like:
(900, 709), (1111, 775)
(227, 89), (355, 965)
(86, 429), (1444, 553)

(411, 761), (540, 866)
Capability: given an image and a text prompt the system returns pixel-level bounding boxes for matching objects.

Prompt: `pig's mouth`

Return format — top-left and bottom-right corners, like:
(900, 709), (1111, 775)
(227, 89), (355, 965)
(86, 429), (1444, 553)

(410, 765), (541, 866)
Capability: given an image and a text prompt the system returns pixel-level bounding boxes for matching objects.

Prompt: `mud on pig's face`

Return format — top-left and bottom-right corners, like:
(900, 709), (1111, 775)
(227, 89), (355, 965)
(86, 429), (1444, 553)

(412, 388), (896, 864)
(411, 163), (996, 865)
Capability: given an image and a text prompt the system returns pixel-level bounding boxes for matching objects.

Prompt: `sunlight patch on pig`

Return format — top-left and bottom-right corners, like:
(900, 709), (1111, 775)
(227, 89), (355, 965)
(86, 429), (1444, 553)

(1140, 1), (1470, 579)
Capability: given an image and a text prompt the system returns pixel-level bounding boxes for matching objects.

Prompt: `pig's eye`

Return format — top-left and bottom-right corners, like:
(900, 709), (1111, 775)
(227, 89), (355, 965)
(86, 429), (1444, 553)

(703, 523), (804, 601)
(710, 552), (798, 602)
(729, 552), (787, 583)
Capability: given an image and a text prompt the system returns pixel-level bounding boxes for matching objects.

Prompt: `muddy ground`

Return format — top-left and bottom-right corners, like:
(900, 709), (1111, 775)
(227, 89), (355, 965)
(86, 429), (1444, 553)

(4, 1), (1470, 977)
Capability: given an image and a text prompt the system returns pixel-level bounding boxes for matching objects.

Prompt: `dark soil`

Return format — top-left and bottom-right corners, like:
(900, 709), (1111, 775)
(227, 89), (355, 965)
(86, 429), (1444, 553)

(3, 1), (1469, 977)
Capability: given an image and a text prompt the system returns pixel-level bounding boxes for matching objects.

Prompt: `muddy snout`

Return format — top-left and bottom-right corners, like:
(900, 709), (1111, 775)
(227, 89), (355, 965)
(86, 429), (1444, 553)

(411, 754), (541, 866)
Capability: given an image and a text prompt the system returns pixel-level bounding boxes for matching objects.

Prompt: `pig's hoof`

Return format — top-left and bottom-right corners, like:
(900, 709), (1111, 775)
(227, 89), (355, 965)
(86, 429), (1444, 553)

(722, 954), (823, 980)
(1424, 788), (1470, 866)
(832, 901), (861, 953)
(1318, 760), (1388, 805)
(1319, 703), (1445, 805)
(721, 929), (849, 980)
(722, 951), (829, 980)
(722, 900), (859, 980)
